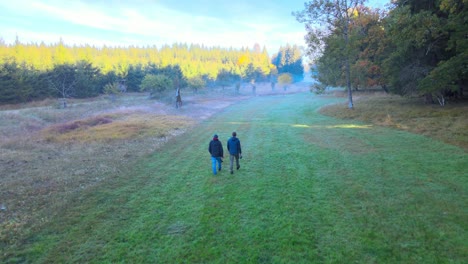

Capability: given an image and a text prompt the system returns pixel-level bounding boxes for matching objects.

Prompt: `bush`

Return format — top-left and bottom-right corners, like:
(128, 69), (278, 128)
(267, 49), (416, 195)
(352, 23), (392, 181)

(278, 73), (293, 85)
(187, 76), (205, 93)
(140, 74), (173, 99)
(278, 73), (292, 90)
(103, 82), (119, 95)
(310, 82), (327, 94)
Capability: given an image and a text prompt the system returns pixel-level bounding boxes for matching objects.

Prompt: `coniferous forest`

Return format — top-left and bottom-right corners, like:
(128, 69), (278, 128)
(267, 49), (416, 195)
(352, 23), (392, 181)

(0, 40), (303, 104)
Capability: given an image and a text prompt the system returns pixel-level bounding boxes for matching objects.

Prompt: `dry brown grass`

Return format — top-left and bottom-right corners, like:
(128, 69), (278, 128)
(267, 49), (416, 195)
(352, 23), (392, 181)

(319, 91), (468, 150)
(0, 90), (247, 249)
(42, 113), (193, 143)
(1, 131), (191, 249)
(0, 83), (313, 251)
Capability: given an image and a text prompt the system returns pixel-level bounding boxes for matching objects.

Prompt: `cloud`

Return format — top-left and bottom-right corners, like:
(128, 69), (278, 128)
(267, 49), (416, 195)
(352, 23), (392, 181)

(0, 0), (307, 55)
(31, 2), (121, 31)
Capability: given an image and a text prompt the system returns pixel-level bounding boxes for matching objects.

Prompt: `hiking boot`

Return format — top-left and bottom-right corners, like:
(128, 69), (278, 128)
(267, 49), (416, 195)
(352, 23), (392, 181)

(219, 167), (222, 171)
(230, 171), (233, 174)
(237, 165), (240, 170)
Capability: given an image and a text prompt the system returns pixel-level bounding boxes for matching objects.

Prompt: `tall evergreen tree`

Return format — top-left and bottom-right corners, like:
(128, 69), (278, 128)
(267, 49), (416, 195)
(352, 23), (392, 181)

(126, 64), (145, 92)
(0, 60), (33, 103)
(73, 61), (101, 98)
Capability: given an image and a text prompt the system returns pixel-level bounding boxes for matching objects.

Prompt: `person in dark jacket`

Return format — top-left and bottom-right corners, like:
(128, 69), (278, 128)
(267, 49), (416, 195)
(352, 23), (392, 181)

(227, 131), (242, 174)
(208, 134), (224, 175)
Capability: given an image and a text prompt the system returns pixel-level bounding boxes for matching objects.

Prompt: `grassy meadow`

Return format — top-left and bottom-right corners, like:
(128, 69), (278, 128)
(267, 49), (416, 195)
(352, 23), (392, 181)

(1, 87), (467, 263)
(320, 90), (468, 150)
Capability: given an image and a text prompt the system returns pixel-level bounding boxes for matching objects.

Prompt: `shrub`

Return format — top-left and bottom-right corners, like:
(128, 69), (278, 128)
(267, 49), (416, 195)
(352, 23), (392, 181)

(310, 82), (327, 94)
(103, 82), (119, 95)
(278, 73), (292, 84)
(104, 82), (120, 101)
(187, 76), (205, 93)
(140, 74), (173, 99)
(278, 73), (293, 90)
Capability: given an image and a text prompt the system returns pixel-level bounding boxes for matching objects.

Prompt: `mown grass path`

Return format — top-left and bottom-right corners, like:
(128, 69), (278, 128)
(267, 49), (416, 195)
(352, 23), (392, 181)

(11, 93), (467, 263)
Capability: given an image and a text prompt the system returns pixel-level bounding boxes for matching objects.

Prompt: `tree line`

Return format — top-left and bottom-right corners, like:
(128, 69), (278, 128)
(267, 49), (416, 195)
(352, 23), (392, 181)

(0, 40), (304, 104)
(296, 0), (466, 107)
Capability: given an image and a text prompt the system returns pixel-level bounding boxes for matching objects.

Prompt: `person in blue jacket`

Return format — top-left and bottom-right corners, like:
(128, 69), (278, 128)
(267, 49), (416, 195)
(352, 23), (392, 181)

(227, 131), (242, 174)
(208, 134), (224, 175)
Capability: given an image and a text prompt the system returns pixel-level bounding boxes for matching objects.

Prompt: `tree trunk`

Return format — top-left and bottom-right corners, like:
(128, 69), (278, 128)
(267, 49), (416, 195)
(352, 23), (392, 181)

(382, 85), (389, 93)
(424, 93), (434, 104)
(346, 61), (354, 109)
(344, 23), (354, 109)
(60, 98), (67, 108)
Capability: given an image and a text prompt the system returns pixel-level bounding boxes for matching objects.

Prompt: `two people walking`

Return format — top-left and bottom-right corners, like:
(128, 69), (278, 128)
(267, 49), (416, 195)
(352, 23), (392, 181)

(208, 132), (242, 175)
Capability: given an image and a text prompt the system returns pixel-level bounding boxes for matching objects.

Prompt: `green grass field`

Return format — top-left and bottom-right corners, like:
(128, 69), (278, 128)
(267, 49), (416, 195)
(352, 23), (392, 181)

(4, 92), (468, 263)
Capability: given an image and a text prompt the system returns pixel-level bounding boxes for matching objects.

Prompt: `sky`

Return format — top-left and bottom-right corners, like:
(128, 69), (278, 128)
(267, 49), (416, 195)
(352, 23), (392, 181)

(0, 0), (390, 56)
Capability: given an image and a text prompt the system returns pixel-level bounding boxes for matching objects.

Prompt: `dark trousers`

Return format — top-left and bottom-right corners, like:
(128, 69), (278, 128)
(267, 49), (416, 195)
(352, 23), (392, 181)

(229, 154), (239, 172)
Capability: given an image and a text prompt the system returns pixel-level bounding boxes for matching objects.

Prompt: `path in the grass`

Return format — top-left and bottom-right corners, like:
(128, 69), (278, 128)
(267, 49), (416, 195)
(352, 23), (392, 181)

(9, 91), (467, 263)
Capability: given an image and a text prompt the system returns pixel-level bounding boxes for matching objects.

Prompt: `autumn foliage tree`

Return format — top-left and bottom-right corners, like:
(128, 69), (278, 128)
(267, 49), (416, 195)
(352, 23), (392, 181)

(295, 0), (366, 109)
(348, 6), (387, 90)
(297, 0), (467, 106)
